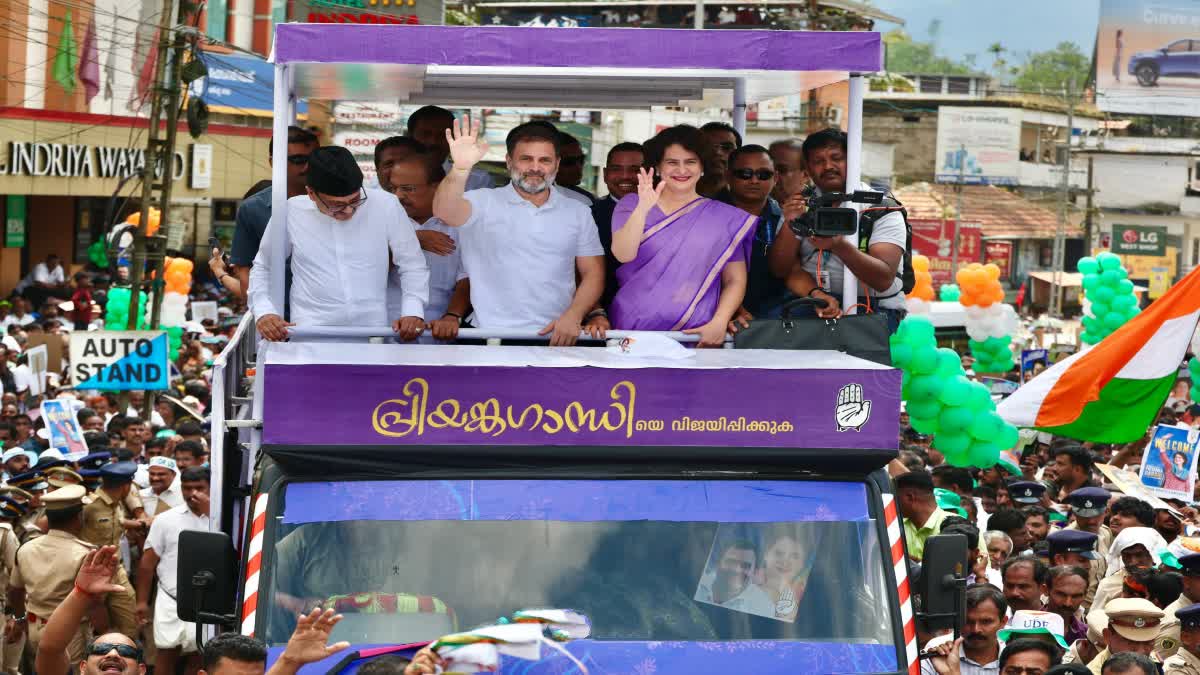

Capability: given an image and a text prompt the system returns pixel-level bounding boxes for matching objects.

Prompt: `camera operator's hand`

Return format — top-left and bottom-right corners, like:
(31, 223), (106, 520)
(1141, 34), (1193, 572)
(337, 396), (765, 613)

(807, 235), (844, 252)
(810, 289), (840, 319)
(781, 193), (807, 226)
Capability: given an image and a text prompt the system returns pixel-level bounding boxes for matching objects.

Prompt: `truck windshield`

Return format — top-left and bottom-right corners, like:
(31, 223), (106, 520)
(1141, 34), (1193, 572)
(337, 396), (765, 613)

(263, 479), (895, 653)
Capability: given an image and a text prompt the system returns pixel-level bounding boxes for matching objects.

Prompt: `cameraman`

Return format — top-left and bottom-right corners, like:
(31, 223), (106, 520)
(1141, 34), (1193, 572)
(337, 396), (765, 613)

(768, 128), (907, 332)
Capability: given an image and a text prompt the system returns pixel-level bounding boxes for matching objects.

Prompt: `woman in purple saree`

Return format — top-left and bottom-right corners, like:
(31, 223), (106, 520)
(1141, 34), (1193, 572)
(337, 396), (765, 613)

(609, 125), (755, 347)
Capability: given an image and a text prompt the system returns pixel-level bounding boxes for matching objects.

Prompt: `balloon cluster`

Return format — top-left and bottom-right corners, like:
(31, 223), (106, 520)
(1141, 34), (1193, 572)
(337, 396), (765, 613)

(890, 315), (1018, 467)
(905, 254), (935, 315)
(1078, 252), (1139, 345)
(939, 284), (961, 302)
(149, 257), (194, 361)
(1190, 358), (1200, 403)
(956, 263), (1018, 373)
(87, 240), (108, 268)
(104, 288), (146, 330)
(125, 207), (162, 236)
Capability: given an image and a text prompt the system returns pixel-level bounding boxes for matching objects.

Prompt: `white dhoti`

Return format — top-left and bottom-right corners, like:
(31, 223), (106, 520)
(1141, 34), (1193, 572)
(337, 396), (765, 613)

(153, 590), (198, 653)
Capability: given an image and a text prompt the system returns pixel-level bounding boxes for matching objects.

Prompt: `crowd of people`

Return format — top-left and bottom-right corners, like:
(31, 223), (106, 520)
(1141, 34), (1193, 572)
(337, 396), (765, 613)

(894, 405), (1200, 675)
(213, 105), (909, 346)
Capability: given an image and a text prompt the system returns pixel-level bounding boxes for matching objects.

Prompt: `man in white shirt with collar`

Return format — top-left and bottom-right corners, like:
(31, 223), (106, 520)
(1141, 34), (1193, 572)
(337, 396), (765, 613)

(406, 106), (494, 192)
(386, 152), (470, 341)
(139, 456), (183, 517)
(433, 117), (605, 345)
(249, 146), (430, 342)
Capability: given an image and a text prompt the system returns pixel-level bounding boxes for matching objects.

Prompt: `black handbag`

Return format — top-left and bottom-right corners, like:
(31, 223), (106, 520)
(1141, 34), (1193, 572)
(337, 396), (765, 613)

(733, 298), (893, 366)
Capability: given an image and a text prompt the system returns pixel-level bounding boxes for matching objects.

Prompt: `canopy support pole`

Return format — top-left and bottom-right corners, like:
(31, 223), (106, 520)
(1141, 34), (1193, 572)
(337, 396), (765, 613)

(842, 72), (865, 314)
(269, 63), (293, 319)
(732, 77), (747, 138)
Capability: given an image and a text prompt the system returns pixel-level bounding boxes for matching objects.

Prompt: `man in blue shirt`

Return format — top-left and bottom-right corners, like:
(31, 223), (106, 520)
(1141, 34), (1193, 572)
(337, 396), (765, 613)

(722, 145), (793, 320)
(228, 126), (319, 300)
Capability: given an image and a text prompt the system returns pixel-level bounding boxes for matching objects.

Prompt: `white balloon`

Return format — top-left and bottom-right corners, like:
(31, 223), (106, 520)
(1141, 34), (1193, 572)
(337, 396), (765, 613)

(965, 305), (986, 321)
(967, 325), (988, 342)
(906, 298), (931, 315)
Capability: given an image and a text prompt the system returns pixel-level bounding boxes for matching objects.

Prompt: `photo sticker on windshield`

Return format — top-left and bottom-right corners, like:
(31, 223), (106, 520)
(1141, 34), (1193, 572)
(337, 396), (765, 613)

(693, 523), (822, 623)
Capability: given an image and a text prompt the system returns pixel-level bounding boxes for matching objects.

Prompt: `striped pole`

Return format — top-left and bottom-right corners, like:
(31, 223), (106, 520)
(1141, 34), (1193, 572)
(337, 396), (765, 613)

(241, 493), (270, 636)
(883, 493), (919, 675)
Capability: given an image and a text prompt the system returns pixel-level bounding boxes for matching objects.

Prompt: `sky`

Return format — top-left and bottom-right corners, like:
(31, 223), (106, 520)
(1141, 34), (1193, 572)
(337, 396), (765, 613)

(869, 0), (1101, 66)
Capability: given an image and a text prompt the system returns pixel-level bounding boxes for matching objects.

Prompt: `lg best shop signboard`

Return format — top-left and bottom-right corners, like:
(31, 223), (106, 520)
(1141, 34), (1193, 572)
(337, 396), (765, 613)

(1111, 224), (1167, 256)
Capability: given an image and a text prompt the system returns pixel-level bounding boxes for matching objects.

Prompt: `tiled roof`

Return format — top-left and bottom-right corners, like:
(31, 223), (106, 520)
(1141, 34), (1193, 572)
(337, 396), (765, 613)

(892, 182), (1084, 239)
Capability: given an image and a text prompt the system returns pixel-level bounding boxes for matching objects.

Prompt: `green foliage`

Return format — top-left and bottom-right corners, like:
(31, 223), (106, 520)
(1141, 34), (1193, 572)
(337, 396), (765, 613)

(1012, 41), (1091, 93)
(883, 29), (973, 75)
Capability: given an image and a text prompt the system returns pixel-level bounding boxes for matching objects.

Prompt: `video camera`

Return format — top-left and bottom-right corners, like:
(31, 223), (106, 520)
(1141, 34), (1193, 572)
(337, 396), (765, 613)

(789, 188), (887, 238)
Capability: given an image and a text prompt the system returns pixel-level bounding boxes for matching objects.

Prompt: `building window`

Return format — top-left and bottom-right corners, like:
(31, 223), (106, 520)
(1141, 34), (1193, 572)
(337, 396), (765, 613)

(919, 76), (943, 94)
(946, 77), (971, 95)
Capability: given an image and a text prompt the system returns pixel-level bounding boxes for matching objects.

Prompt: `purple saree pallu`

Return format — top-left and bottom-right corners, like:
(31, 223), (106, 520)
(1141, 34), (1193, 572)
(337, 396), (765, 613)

(610, 195), (756, 331)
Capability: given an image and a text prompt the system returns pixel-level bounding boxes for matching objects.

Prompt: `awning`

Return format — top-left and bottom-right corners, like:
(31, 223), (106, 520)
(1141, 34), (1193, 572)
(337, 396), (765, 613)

(271, 24), (882, 107)
(1028, 271), (1147, 293)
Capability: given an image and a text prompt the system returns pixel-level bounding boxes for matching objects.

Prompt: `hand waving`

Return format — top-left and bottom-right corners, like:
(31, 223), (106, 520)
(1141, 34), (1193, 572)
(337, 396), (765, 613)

(279, 608), (350, 667)
(634, 167), (666, 213)
(835, 383), (872, 432)
(445, 114), (489, 170)
(76, 546), (126, 597)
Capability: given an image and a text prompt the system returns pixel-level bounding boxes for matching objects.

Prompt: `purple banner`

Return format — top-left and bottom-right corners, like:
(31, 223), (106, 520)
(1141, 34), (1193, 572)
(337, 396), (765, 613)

(273, 25), (883, 73)
(281, 480), (870, 524)
(269, 640), (898, 675)
(262, 365), (901, 449)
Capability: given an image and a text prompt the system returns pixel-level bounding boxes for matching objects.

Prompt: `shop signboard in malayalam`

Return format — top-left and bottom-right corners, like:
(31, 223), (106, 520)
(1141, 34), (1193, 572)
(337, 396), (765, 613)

(984, 241), (1014, 281)
(935, 107), (1022, 186)
(1096, 0), (1200, 117)
(909, 219), (982, 286)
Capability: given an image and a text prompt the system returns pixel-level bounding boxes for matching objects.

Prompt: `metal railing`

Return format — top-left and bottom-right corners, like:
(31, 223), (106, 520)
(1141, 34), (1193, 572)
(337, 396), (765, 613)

(286, 326), (724, 344)
(208, 313), (257, 540)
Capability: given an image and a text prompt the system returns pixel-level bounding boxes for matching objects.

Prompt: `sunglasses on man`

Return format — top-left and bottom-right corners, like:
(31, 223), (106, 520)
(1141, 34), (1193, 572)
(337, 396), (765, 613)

(88, 642), (143, 661)
(731, 168), (776, 181)
(286, 153), (311, 166)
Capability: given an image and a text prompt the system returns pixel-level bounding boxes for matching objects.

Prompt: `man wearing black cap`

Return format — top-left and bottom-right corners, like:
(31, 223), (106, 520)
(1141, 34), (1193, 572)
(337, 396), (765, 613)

(1164, 602), (1200, 675)
(249, 145), (430, 342)
(1158, 554), (1200, 662)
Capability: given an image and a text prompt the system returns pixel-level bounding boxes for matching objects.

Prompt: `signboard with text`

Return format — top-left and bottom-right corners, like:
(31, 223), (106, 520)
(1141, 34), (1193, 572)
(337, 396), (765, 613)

(1097, 0), (1200, 117)
(290, 0), (444, 25)
(4, 195), (25, 247)
(1139, 424), (1200, 501)
(69, 331), (170, 390)
(190, 53), (309, 118)
(1112, 224), (1167, 256)
(910, 219), (983, 286)
(984, 241), (1014, 281)
(935, 107), (1022, 185)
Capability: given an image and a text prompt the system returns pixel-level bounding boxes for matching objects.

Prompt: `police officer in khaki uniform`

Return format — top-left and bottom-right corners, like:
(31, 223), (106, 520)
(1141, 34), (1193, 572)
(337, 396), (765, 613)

(7, 472), (47, 544)
(45, 467), (83, 489)
(1063, 487), (1113, 611)
(0, 487), (38, 545)
(1157, 554), (1200, 661)
(6, 485), (95, 663)
(0, 497), (25, 675)
(1086, 597), (1165, 675)
(79, 462), (141, 640)
(1165, 603), (1200, 675)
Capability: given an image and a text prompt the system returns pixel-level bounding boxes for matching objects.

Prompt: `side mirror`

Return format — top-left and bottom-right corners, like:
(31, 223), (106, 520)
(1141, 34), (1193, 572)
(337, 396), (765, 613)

(916, 533), (968, 632)
(177, 530), (237, 625)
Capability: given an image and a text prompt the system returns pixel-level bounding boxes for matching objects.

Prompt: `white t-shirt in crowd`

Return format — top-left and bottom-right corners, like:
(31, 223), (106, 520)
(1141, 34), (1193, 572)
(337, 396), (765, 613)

(797, 182), (907, 310)
(388, 217), (466, 323)
(33, 263), (65, 285)
(248, 190), (430, 327)
(140, 479), (184, 516)
(145, 504), (210, 596)
(459, 183), (604, 330)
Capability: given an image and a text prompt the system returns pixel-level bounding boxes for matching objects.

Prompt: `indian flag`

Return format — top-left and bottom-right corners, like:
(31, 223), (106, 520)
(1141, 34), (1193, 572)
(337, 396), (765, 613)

(998, 265), (1200, 443)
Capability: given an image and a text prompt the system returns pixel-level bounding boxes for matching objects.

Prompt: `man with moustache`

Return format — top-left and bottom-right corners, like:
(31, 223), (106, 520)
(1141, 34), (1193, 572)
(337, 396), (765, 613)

(433, 118), (604, 345)
(1045, 566), (1091, 644)
(591, 143), (644, 309)
(922, 585), (1007, 675)
(694, 540), (774, 617)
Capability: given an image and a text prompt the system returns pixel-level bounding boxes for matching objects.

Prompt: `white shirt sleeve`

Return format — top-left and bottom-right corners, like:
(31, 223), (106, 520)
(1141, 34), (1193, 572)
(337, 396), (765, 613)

(866, 211), (907, 250)
(247, 213), (288, 318)
(145, 510), (167, 553)
(50, 266), (65, 284)
(31, 264), (50, 285)
(387, 201), (430, 319)
(575, 209), (605, 257)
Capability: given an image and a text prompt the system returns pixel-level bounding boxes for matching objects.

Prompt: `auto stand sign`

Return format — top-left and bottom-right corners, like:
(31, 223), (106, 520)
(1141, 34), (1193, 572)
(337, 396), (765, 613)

(69, 331), (170, 391)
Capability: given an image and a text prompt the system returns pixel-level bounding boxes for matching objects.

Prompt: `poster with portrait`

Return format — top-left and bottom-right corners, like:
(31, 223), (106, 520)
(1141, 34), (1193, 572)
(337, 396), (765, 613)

(40, 398), (88, 455)
(693, 523), (822, 623)
(1138, 424), (1200, 501)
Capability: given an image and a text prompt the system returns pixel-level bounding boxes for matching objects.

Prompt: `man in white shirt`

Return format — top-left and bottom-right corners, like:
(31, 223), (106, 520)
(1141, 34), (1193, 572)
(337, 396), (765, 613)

(139, 456), (182, 517)
(386, 154), (470, 341)
(405, 106), (494, 192)
(694, 540), (776, 618)
(136, 466), (211, 675)
(433, 117), (605, 345)
(249, 146), (430, 342)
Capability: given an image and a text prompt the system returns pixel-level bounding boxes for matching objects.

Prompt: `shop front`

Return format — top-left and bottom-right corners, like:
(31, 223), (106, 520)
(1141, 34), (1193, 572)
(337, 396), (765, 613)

(0, 111), (269, 295)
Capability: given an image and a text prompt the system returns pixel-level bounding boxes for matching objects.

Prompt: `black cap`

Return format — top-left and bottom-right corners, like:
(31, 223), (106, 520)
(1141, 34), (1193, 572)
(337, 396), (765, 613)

(1065, 487), (1111, 518)
(1009, 480), (1045, 504)
(1179, 553), (1200, 577)
(1046, 529), (1099, 560)
(306, 146), (363, 197)
(1177, 602), (1200, 628)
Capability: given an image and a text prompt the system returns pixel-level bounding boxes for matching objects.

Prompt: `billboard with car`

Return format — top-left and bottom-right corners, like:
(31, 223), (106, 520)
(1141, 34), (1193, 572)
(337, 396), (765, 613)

(1097, 0), (1200, 116)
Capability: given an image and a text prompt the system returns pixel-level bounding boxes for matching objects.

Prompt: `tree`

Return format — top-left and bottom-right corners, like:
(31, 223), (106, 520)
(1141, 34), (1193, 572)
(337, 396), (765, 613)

(883, 29), (973, 75)
(1012, 42), (1091, 93)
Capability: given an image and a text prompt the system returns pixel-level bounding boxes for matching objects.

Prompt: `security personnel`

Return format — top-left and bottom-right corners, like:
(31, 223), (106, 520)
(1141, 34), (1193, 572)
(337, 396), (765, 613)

(45, 466), (84, 489)
(1086, 597), (1165, 675)
(79, 461), (140, 639)
(1165, 603), (1200, 675)
(1159, 554), (1200, 661)
(1047, 529), (1100, 567)
(7, 471), (47, 543)
(0, 497), (24, 675)
(1009, 480), (1047, 506)
(6, 484), (95, 663)
(1066, 487), (1113, 611)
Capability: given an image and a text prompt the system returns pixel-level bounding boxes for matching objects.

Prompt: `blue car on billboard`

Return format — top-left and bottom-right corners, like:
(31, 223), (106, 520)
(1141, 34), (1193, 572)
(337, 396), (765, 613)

(1129, 38), (1200, 86)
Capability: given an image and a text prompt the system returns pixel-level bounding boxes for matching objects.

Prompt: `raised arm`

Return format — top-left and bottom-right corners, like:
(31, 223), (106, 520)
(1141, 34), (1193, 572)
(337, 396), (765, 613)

(610, 168), (664, 263)
(432, 115), (489, 228)
(37, 547), (125, 675)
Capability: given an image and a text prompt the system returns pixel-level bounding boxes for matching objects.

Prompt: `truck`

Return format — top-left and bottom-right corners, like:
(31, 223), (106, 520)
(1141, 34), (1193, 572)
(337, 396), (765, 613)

(177, 22), (960, 675)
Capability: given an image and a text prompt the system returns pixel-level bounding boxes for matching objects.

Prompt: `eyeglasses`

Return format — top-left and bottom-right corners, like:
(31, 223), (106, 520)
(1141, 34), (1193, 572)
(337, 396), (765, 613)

(1002, 668), (1044, 675)
(316, 189), (368, 215)
(88, 642), (143, 661)
(286, 153), (311, 166)
(731, 168), (776, 181)
(560, 155), (585, 167)
(393, 184), (429, 196)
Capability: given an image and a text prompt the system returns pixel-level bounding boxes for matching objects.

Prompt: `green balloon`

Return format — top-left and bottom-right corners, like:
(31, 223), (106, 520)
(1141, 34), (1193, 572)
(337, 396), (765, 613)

(1097, 251), (1122, 270)
(1111, 294), (1136, 312)
(1082, 274), (1102, 292)
(935, 349), (963, 377)
(1091, 286), (1115, 304)
(968, 411), (1003, 440)
(939, 376), (973, 406)
(890, 343), (914, 369)
(910, 415), (940, 435)
(1077, 257), (1099, 275)
(900, 316), (936, 344)
(935, 432), (972, 457)
(1125, 306), (1141, 320)
(907, 398), (942, 420)
(908, 374), (947, 402)
(966, 382), (994, 412)
(909, 345), (940, 375)
(997, 423), (1020, 451)
(1101, 269), (1122, 284)
(1189, 357), (1200, 378)
(1103, 311), (1126, 329)
(939, 405), (974, 434)
(939, 284), (962, 302)
(967, 441), (1000, 468)
(1114, 267), (1129, 281)
(1117, 279), (1134, 295)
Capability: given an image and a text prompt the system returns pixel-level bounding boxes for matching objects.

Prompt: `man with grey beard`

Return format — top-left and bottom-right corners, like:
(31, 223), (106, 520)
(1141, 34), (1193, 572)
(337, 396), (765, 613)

(432, 117), (605, 345)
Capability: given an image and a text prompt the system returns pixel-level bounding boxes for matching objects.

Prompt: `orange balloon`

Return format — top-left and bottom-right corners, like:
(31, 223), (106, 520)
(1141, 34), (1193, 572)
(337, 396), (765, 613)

(958, 292), (976, 306)
(984, 264), (1001, 282)
(912, 255), (930, 273)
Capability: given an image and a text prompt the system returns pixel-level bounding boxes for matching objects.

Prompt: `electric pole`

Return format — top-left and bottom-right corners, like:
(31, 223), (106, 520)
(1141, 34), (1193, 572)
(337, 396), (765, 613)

(122, 0), (190, 417)
(1049, 77), (1075, 318)
(951, 143), (965, 279)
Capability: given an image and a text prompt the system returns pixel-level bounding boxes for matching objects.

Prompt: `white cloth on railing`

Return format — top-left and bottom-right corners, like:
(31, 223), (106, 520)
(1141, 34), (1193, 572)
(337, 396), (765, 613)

(248, 190), (429, 326)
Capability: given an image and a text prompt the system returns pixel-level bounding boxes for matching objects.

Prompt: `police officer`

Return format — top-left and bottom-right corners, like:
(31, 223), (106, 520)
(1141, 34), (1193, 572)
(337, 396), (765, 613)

(1009, 480), (1047, 507)
(1047, 530), (1100, 568)
(7, 471), (47, 543)
(6, 485), (96, 663)
(1157, 554), (1200, 662)
(0, 497), (24, 675)
(1065, 487), (1113, 611)
(0, 487), (38, 544)
(45, 467), (83, 489)
(1164, 603), (1200, 675)
(1087, 597), (1165, 674)
(79, 462), (140, 639)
